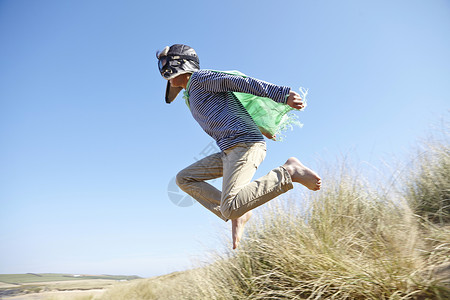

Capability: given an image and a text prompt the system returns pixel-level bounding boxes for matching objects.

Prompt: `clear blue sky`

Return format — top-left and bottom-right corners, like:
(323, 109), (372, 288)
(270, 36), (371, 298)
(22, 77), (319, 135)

(1, 0), (449, 277)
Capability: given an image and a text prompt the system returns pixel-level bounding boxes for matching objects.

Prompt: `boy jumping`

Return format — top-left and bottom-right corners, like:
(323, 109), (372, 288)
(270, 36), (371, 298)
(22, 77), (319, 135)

(157, 44), (321, 249)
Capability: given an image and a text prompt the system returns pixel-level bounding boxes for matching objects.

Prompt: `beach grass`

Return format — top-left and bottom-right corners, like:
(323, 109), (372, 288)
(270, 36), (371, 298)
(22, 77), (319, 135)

(98, 128), (450, 299)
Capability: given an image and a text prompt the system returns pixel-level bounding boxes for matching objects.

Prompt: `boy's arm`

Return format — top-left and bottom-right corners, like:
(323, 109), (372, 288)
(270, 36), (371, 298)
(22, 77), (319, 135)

(195, 71), (291, 104)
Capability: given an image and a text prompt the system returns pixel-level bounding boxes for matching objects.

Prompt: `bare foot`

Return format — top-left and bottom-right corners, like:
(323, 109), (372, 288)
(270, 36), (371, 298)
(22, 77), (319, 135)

(282, 157), (322, 191)
(232, 210), (253, 249)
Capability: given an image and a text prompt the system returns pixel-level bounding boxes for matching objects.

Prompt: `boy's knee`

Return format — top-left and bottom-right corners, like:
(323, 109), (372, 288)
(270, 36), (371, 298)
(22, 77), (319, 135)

(220, 202), (238, 220)
(175, 169), (189, 189)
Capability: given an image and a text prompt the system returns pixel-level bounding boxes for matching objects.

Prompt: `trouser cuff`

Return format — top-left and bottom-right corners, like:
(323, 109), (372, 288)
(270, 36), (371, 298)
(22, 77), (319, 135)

(279, 166), (294, 191)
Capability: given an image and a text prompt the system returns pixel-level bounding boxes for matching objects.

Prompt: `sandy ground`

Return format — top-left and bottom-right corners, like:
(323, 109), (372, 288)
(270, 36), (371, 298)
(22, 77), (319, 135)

(0, 283), (19, 289)
(0, 279), (121, 299)
(2, 289), (105, 300)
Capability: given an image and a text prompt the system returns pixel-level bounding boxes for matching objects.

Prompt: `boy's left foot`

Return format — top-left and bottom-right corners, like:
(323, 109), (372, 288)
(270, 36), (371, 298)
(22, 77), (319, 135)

(232, 211), (253, 249)
(282, 157), (322, 191)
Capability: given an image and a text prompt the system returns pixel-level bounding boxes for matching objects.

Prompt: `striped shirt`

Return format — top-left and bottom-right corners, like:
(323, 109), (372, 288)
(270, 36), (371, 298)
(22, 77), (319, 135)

(185, 70), (291, 151)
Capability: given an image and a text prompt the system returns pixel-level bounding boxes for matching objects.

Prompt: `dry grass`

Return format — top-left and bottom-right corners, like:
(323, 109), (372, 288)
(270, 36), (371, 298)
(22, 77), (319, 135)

(404, 130), (450, 224)
(80, 126), (449, 299)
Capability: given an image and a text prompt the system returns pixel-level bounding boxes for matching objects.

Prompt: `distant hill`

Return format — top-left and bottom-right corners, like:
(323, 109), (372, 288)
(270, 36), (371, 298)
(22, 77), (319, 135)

(0, 273), (141, 285)
(0, 273), (140, 285)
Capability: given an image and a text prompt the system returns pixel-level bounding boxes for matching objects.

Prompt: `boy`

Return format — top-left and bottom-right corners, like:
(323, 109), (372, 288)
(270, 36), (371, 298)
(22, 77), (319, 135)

(157, 44), (321, 249)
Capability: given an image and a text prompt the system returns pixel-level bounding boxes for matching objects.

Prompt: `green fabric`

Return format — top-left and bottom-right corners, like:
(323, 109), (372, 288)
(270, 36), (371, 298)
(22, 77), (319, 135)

(184, 74), (193, 109)
(183, 70), (307, 141)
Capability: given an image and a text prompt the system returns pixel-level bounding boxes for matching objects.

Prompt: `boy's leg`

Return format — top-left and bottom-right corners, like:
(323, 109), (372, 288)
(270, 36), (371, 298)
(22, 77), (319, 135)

(176, 152), (227, 221)
(220, 142), (294, 220)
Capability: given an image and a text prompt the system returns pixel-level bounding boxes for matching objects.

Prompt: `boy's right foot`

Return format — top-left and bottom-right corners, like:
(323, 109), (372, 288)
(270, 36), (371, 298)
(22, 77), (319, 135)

(232, 210), (252, 250)
(282, 157), (322, 191)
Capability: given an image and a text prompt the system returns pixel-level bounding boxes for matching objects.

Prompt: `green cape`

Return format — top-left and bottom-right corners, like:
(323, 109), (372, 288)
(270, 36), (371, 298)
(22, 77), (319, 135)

(184, 70), (307, 141)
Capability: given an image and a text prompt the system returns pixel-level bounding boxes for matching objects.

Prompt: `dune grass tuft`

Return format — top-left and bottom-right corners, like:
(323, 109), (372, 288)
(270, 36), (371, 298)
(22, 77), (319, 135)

(99, 130), (450, 300)
(404, 134), (450, 224)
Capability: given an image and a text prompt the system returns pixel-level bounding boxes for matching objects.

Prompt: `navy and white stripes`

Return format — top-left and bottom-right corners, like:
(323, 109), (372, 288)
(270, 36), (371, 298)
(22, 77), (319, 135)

(186, 70), (291, 151)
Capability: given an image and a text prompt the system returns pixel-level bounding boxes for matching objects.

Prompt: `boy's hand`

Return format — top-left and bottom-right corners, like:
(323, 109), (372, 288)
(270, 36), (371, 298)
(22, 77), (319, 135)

(286, 90), (305, 110)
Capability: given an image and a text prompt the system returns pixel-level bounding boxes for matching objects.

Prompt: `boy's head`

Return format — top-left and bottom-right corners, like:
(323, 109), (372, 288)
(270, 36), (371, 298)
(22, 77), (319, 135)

(157, 44), (200, 103)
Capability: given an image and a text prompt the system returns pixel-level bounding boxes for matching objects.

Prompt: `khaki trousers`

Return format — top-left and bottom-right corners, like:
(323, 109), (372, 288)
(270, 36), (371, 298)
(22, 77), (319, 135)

(176, 142), (293, 221)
